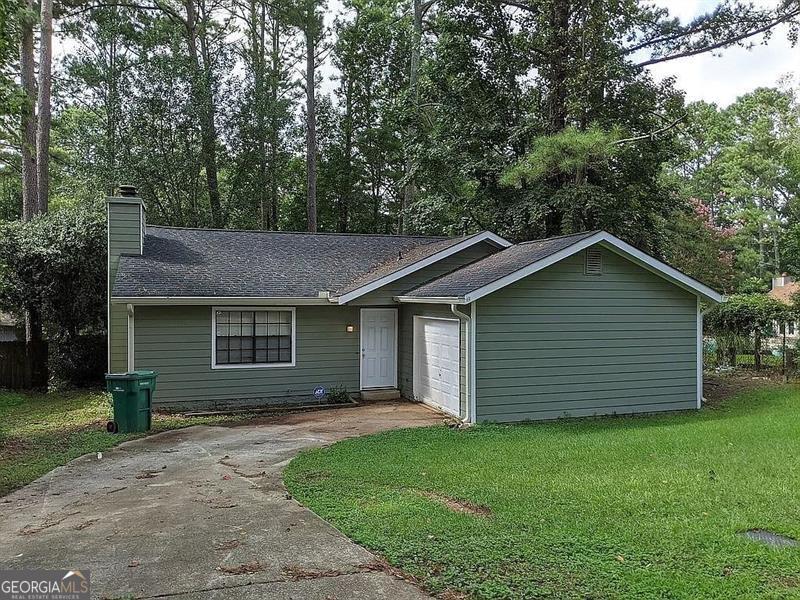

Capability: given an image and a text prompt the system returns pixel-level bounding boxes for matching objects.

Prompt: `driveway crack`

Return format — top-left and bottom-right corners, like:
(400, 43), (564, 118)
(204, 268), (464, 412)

(130, 567), (379, 599)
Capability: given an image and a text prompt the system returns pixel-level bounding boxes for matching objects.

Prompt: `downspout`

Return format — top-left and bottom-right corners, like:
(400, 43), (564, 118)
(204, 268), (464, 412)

(451, 303), (472, 424)
(698, 298), (713, 409)
(127, 303), (135, 372)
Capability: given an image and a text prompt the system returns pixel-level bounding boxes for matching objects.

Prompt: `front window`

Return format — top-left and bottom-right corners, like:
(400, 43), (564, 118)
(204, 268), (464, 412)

(214, 309), (294, 367)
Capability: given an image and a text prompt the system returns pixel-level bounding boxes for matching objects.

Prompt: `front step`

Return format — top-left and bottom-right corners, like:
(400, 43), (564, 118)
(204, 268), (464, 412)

(360, 388), (401, 401)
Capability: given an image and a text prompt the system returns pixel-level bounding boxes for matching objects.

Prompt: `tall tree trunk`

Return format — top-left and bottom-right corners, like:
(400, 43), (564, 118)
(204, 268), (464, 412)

(36, 0), (53, 214)
(19, 0), (38, 221)
(546, 0), (570, 134)
(19, 0), (46, 385)
(305, 16), (317, 233)
(251, 0), (268, 228)
(106, 14), (119, 195)
(401, 0), (422, 234)
(184, 0), (224, 227)
(268, 11), (280, 228)
(338, 75), (353, 233)
(543, 0), (570, 237)
(772, 219), (781, 274)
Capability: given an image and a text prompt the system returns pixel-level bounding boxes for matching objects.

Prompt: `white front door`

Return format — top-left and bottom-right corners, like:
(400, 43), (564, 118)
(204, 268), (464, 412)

(413, 317), (460, 416)
(360, 308), (397, 389)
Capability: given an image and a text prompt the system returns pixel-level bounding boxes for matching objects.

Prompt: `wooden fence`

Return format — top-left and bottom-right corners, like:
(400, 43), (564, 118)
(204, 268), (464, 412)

(0, 341), (48, 389)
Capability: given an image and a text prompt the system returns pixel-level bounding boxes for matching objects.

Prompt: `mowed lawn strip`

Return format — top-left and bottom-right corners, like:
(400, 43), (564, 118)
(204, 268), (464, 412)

(284, 385), (800, 599)
(0, 390), (254, 496)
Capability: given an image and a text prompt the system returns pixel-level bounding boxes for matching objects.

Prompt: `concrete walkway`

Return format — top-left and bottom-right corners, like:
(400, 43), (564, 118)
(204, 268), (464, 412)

(0, 402), (445, 599)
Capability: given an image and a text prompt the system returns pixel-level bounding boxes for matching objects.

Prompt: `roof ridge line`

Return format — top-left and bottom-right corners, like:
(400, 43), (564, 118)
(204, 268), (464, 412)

(516, 230), (601, 246)
(145, 225), (453, 240)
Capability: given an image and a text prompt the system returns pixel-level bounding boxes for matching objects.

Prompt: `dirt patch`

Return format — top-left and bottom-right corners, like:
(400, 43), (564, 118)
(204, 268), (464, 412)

(438, 590), (469, 600)
(359, 558), (422, 586)
(774, 575), (800, 588)
(0, 436), (32, 459)
(218, 561), (267, 575)
(418, 490), (491, 517)
(703, 374), (778, 405)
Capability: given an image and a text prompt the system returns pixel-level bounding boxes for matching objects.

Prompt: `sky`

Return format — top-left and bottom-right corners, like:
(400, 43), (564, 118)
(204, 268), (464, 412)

(647, 0), (798, 106)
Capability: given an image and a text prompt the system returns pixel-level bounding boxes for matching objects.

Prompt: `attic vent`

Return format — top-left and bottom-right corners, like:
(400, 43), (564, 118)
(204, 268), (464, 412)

(585, 249), (602, 276)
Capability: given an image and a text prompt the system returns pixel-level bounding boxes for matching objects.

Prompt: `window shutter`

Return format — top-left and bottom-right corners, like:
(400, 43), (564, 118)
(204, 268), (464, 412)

(585, 249), (602, 275)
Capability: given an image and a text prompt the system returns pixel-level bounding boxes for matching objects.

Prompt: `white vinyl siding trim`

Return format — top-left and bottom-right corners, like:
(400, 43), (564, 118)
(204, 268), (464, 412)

(211, 306), (296, 369)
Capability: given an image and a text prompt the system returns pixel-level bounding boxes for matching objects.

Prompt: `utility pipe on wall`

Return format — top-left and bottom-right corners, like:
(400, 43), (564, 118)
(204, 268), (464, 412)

(450, 303), (472, 424)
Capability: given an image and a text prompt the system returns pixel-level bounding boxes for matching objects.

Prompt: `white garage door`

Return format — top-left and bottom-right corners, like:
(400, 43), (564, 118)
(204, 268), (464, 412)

(413, 317), (460, 416)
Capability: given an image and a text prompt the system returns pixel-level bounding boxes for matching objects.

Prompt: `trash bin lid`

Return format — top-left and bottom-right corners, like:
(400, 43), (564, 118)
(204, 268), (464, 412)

(105, 370), (159, 380)
(130, 370), (158, 377)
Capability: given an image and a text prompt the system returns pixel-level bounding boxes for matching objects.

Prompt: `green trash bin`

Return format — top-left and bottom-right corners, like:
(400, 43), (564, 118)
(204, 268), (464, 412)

(105, 370), (158, 433)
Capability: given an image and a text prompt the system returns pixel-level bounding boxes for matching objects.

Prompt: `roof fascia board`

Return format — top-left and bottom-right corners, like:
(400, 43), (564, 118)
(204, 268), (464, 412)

(595, 236), (723, 303)
(462, 233), (604, 303)
(111, 296), (331, 306)
(334, 231), (512, 305)
(461, 231), (723, 304)
(394, 296), (465, 304)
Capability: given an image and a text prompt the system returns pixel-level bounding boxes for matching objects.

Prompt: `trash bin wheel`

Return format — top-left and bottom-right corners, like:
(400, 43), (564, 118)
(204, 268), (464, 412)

(106, 421), (118, 434)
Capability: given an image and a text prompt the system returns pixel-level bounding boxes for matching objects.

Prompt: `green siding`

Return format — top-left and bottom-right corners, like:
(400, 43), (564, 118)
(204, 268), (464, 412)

(133, 305), (361, 410)
(108, 200), (143, 372)
(475, 246), (698, 422)
(398, 304), (466, 417)
(352, 242), (498, 305)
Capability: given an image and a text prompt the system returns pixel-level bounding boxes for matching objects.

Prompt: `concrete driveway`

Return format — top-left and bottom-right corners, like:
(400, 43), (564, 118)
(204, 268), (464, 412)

(0, 402), (445, 599)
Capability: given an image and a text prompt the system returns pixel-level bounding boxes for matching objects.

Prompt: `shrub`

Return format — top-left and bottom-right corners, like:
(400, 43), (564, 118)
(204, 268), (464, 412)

(0, 204), (106, 385)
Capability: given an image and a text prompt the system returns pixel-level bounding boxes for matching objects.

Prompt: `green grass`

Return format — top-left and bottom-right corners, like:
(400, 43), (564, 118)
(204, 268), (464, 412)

(285, 386), (800, 599)
(0, 389), (253, 496)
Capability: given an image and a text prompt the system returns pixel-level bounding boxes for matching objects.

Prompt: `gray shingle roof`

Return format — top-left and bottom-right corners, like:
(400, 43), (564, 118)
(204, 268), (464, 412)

(334, 232), (490, 297)
(112, 227), (451, 298)
(404, 231), (599, 298)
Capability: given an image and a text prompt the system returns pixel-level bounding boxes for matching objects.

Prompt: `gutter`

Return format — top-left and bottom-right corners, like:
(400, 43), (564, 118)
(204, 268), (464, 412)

(450, 303), (473, 425)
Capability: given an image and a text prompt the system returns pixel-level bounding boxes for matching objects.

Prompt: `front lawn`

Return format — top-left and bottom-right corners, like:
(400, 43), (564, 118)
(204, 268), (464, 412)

(284, 385), (800, 599)
(0, 390), (252, 496)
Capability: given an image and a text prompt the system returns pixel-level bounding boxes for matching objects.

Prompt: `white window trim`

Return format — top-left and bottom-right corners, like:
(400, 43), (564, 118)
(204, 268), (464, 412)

(211, 306), (296, 370)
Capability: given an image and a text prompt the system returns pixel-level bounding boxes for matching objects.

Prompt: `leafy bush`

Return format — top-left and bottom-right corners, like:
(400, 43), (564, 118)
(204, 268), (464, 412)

(0, 205), (106, 385)
(327, 385), (352, 403)
(705, 294), (794, 368)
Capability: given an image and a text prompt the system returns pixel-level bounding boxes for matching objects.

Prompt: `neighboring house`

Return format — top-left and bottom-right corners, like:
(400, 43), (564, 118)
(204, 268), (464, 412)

(0, 312), (19, 342)
(108, 189), (722, 423)
(768, 273), (800, 347)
